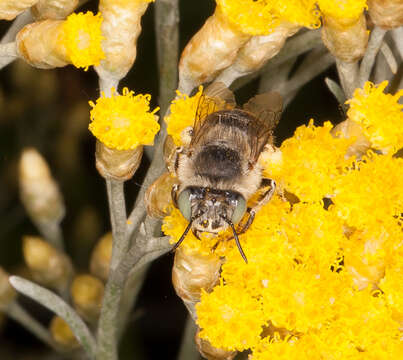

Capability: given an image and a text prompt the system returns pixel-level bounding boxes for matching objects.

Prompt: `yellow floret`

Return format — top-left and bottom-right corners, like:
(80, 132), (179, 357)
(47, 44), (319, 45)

(165, 87), (203, 146)
(346, 81), (403, 154)
(318, 0), (367, 24)
(88, 88), (160, 150)
(262, 120), (354, 202)
(196, 284), (264, 351)
(60, 12), (105, 71)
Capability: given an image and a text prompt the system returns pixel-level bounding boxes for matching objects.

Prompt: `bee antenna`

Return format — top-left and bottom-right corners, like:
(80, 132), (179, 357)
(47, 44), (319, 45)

(171, 211), (205, 252)
(171, 221), (193, 252)
(221, 216), (248, 264)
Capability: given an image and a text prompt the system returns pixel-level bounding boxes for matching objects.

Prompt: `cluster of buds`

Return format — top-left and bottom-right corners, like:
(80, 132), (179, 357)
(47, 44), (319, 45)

(179, 0), (320, 92)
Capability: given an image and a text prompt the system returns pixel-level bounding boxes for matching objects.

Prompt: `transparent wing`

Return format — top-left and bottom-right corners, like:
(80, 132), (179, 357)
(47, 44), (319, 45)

(191, 82), (236, 148)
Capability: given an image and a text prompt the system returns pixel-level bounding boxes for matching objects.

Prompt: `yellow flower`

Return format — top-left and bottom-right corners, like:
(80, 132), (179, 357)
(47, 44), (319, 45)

(261, 266), (352, 333)
(196, 283), (264, 351)
(346, 81), (403, 154)
(318, 0), (367, 24)
(262, 120), (354, 202)
(165, 87), (203, 146)
(89, 88), (160, 150)
(216, 0), (320, 36)
(60, 12), (105, 70)
(333, 152), (403, 231)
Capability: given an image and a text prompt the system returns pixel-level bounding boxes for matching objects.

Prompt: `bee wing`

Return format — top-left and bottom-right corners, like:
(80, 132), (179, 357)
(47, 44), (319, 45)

(243, 92), (283, 163)
(191, 82), (236, 148)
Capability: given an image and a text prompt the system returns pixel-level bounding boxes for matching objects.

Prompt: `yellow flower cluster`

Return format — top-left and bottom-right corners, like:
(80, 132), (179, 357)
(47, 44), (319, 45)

(216, 0), (320, 36)
(60, 12), (105, 71)
(318, 0), (367, 24)
(347, 81), (403, 154)
(262, 120), (354, 202)
(163, 81), (402, 359)
(89, 88), (160, 150)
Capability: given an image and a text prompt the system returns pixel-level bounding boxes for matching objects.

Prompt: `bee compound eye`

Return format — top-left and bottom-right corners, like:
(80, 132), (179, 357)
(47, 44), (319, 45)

(177, 189), (192, 221)
(231, 195), (246, 224)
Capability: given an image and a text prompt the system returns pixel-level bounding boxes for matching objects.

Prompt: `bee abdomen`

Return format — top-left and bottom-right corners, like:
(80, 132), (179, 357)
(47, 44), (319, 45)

(195, 145), (241, 182)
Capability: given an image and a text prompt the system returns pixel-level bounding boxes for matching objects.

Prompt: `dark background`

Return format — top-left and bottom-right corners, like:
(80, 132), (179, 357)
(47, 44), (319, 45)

(0, 0), (341, 358)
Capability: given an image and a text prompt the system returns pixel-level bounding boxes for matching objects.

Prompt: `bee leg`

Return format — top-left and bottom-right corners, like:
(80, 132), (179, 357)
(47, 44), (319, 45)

(237, 178), (276, 235)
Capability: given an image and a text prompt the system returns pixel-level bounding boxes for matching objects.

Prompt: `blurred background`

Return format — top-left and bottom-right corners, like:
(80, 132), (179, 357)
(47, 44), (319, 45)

(0, 0), (345, 359)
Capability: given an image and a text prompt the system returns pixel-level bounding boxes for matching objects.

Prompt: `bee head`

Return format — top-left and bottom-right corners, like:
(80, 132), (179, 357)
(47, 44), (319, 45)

(177, 186), (246, 234)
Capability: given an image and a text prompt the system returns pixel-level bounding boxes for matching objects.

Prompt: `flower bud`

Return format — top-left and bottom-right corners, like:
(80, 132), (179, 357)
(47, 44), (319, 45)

(70, 274), (104, 323)
(95, 140), (143, 181)
(96, 0), (154, 82)
(19, 148), (65, 227)
(331, 119), (371, 159)
(0, 0), (37, 20)
(321, 13), (369, 62)
(179, 8), (250, 93)
(195, 329), (237, 360)
(145, 172), (176, 219)
(216, 23), (300, 86)
(368, 0), (403, 29)
(23, 236), (73, 290)
(32, 0), (79, 20)
(50, 316), (79, 349)
(90, 232), (112, 282)
(0, 267), (17, 309)
(172, 247), (222, 304)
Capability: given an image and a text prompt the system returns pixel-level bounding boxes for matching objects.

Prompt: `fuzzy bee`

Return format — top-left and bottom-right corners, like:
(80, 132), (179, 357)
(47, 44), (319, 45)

(165, 83), (282, 263)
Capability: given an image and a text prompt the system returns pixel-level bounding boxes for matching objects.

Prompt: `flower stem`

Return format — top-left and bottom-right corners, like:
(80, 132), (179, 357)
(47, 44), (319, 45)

(336, 59), (359, 99)
(358, 26), (387, 87)
(1, 10), (33, 44)
(106, 179), (128, 272)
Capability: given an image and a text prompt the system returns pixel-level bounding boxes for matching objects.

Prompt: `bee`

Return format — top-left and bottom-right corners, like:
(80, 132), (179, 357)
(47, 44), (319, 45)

(168, 83), (282, 263)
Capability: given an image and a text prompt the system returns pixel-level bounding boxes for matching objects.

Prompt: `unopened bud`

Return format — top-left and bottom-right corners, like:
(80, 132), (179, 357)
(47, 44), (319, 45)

(70, 274), (104, 323)
(95, 140), (143, 181)
(331, 119), (371, 159)
(90, 232), (112, 282)
(368, 0), (403, 29)
(32, 0), (79, 20)
(172, 247), (222, 304)
(23, 236), (73, 290)
(50, 316), (79, 349)
(145, 172), (176, 219)
(19, 148), (65, 226)
(217, 23), (300, 85)
(0, 267), (17, 309)
(0, 0), (37, 20)
(195, 329), (237, 360)
(321, 14), (369, 62)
